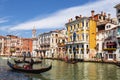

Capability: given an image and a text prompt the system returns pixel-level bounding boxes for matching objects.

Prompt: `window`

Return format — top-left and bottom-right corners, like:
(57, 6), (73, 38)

(77, 24), (79, 28)
(86, 34), (89, 41)
(56, 34), (58, 37)
(99, 16), (101, 19)
(87, 45), (88, 48)
(70, 36), (72, 41)
(118, 9), (120, 13)
(109, 54), (113, 58)
(82, 33), (84, 40)
(74, 25), (75, 29)
(56, 39), (57, 43)
(82, 44), (84, 48)
(66, 27), (68, 30)
(77, 34), (79, 41)
(119, 19), (120, 23)
(52, 38), (53, 43)
(103, 16), (105, 20)
(86, 22), (88, 27)
(82, 21), (84, 27)
(71, 26), (72, 30)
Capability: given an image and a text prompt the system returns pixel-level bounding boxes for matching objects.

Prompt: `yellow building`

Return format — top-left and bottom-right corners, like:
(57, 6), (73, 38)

(65, 11), (96, 60)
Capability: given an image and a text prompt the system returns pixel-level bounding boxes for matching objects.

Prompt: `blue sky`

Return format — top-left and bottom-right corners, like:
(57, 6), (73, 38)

(0, 0), (119, 38)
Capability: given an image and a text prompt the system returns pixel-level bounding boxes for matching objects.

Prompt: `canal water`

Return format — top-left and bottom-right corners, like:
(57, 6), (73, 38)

(0, 57), (120, 80)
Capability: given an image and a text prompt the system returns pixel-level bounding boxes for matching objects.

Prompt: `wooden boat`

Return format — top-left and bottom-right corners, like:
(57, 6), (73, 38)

(65, 60), (78, 64)
(116, 63), (120, 67)
(14, 59), (42, 64)
(14, 59), (29, 63)
(7, 60), (52, 74)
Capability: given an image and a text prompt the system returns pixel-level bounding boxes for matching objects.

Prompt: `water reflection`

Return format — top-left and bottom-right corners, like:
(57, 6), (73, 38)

(0, 57), (120, 80)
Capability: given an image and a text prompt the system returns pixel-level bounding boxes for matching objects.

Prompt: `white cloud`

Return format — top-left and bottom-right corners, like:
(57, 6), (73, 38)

(0, 17), (9, 23)
(9, 0), (120, 31)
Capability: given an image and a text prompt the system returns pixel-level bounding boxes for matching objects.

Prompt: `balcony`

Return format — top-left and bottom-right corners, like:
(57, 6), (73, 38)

(65, 40), (88, 45)
(57, 43), (65, 47)
(116, 33), (120, 38)
(103, 48), (116, 51)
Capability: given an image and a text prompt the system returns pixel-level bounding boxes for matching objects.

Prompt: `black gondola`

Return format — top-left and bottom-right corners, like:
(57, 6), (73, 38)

(7, 60), (52, 74)
(14, 59), (42, 64)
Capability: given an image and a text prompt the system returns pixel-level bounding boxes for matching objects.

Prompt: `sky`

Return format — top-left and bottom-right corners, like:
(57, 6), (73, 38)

(0, 0), (120, 38)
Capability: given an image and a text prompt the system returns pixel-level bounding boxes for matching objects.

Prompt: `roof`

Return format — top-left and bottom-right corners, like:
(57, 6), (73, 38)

(114, 3), (120, 8)
(0, 36), (5, 38)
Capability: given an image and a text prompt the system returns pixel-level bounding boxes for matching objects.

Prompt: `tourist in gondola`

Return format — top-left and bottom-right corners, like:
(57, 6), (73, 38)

(23, 58), (34, 70)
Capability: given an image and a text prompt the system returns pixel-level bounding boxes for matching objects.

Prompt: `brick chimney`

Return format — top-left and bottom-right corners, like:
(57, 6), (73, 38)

(104, 12), (106, 17)
(80, 15), (82, 18)
(101, 11), (103, 16)
(91, 10), (95, 19)
(75, 16), (79, 20)
(108, 13), (111, 19)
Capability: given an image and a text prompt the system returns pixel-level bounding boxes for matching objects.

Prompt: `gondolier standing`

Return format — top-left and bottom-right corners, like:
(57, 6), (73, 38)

(23, 52), (26, 62)
(30, 58), (34, 69)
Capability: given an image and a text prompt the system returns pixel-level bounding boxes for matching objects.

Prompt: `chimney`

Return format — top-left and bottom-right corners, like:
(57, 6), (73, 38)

(101, 11), (103, 16)
(75, 16), (79, 20)
(68, 18), (73, 22)
(91, 10), (95, 19)
(69, 19), (71, 22)
(80, 15), (82, 18)
(108, 13), (111, 20)
(71, 18), (73, 21)
(104, 12), (106, 17)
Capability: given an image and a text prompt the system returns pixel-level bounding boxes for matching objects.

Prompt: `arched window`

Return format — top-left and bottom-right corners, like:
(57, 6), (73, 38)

(73, 32), (76, 41)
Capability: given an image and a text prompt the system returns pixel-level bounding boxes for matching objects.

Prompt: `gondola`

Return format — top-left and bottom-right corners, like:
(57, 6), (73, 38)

(7, 60), (52, 74)
(14, 59), (42, 64)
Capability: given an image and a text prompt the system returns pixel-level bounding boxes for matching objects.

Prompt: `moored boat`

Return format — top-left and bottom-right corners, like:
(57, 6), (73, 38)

(14, 59), (42, 64)
(65, 60), (78, 64)
(7, 60), (52, 74)
(116, 63), (120, 67)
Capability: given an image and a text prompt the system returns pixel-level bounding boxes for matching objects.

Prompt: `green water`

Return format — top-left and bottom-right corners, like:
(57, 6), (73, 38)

(0, 57), (120, 80)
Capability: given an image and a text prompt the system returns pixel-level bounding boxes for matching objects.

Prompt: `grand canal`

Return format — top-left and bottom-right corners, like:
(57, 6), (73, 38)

(0, 57), (120, 80)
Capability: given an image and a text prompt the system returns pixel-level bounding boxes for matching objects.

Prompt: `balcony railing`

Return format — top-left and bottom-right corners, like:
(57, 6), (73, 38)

(57, 43), (65, 47)
(65, 40), (88, 45)
(116, 33), (120, 38)
(103, 48), (116, 51)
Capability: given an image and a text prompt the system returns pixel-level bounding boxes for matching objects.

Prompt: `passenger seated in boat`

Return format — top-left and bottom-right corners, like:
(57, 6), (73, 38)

(23, 64), (32, 70)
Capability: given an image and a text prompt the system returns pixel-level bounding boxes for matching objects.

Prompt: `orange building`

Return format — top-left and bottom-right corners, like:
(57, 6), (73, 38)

(22, 38), (33, 53)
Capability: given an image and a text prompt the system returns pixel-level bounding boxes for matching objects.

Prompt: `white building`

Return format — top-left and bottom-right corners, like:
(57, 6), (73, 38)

(0, 36), (5, 55)
(103, 23), (117, 61)
(38, 29), (66, 58)
(115, 3), (120, 61)
(96, 16), (118, 61)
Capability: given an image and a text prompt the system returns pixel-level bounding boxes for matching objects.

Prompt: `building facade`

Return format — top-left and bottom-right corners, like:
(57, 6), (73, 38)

(4, 35), (22, 56)
(65, 11), (96, 60)
(22, 38), (33, 56)
(57, 29), (67, 59)
(38, 29), (66, 58)
(115, 3), (120, 61)
(0, 36), (5, 55)
(96, 10), (118, 61)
